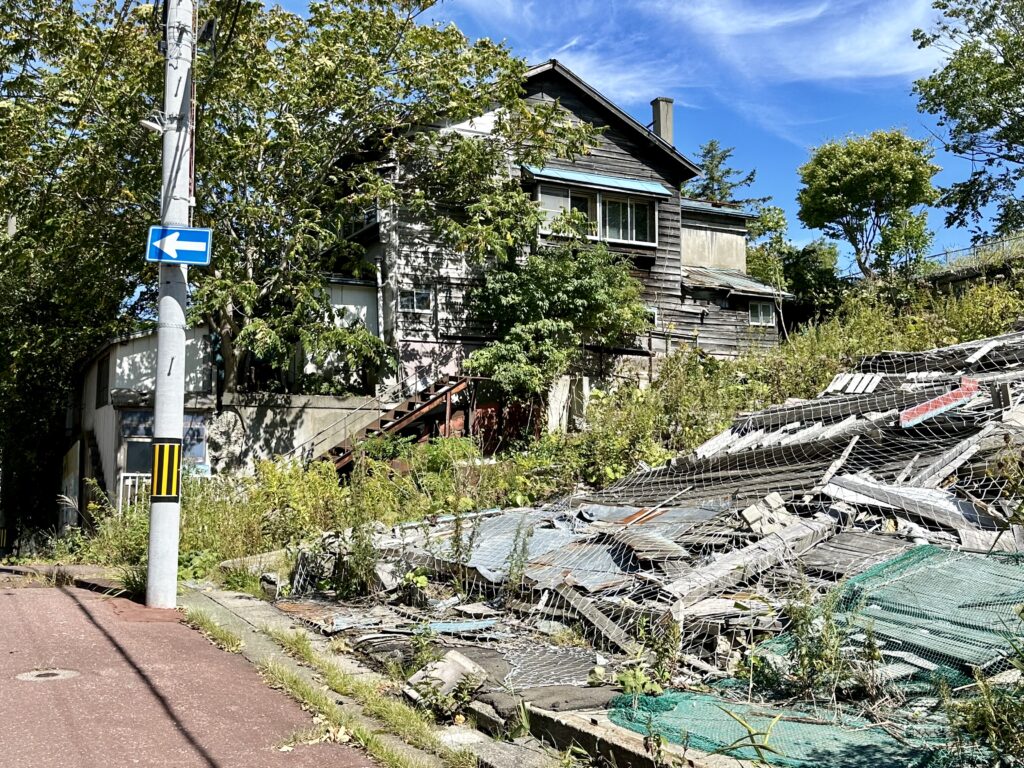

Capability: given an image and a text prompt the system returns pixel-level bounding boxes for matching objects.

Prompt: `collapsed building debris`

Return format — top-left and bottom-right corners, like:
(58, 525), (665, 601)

(285, 330), (1024, 766)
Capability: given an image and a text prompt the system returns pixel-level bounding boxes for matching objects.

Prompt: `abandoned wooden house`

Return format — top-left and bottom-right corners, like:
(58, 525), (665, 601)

(58, 60), (785, 522)
(354, 59), (787, 386)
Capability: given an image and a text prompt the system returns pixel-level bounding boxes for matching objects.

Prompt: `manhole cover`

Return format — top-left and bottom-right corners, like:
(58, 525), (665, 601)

(16, 669), (78, 682)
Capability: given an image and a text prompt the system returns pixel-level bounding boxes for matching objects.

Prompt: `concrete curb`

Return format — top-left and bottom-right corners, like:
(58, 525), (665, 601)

(179, 588), (447, 768)
(180, 587), (560, 768)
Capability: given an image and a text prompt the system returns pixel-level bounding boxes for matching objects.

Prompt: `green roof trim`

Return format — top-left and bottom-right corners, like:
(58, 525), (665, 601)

(522, 165), (673, 197)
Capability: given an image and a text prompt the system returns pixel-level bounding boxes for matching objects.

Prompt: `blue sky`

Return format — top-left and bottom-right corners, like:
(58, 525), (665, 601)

(417, 0), (979, 273)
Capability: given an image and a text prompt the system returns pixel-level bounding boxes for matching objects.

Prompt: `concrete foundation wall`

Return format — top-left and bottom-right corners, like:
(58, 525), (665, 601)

(208, 393), (381, 472)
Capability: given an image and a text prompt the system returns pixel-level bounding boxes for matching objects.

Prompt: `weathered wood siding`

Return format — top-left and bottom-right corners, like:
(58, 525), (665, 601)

(377, 69), (775, 380)
(379, 207), (487, 381)
(523, 73), (702, 356)
(679, 210), (747, 271)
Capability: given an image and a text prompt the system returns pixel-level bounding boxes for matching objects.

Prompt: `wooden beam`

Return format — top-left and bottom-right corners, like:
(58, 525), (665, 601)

(664, 518), (835, 622)
(803, 434), (859, 502)
(824, 474), (978, 531)
(554, 584), (644, 657)
(910, 423), (995, 487)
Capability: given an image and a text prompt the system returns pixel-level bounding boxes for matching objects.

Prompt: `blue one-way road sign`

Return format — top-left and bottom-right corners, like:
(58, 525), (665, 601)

(146, 225), (213, 266)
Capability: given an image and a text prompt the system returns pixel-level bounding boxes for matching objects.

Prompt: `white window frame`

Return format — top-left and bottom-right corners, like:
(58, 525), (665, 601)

(536, 184), (658, 247)
(749, 301), (776, 327)
(399, 287), (433, 315)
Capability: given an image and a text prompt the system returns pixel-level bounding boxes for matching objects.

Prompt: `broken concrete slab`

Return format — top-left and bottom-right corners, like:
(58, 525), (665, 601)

(404, 650), (488, 713)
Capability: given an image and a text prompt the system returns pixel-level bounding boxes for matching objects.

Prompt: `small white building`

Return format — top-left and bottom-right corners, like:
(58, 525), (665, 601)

(64, 319), (381, 527)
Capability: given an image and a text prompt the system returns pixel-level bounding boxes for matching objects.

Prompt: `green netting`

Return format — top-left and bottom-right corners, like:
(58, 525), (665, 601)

(839, 545), (1024, 683)
(609, 547), (1024, 766)
(609, 692), (948, 767)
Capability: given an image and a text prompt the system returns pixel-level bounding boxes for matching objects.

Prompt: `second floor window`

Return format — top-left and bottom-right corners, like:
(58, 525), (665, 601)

(539, 187), (596, 234)
(602, 197), (655, 244)
(538, 184), (657, 246)
(399, 287), (433, 314)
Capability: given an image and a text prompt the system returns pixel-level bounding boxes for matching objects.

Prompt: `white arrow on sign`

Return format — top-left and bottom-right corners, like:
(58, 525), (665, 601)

(153, 231), (206, 260)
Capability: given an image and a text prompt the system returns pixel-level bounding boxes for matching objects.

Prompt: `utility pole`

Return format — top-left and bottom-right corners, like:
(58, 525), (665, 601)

(147, 0), (195, 609)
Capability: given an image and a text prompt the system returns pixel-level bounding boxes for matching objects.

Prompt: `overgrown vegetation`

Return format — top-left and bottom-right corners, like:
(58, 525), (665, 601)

(550, 280), (1024, 486)
(32, 276), (1024, 580)
(258, 659), (435, 768)
(183, 607), (244, 654)
(466, 222), (651, 399)
(34, 435), (575, 583)
(265, 627), (476, 767)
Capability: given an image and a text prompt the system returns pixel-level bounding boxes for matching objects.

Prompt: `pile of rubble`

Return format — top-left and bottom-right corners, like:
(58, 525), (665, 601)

(283, 330), (1024, 765)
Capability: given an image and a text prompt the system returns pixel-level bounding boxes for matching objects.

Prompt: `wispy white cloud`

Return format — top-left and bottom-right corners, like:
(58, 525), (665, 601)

(725, 96), (840, 147)
(443, 0), (535, 25)
(441, 0), (705, 106)
(641, 0), (941, 83)
(529, 36), (703, 107)
(661, 0), (830, 36)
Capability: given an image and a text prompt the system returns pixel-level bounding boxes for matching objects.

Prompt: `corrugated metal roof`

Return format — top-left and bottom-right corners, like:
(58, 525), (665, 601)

(681, 265), (793, 299)
(522, 165), (672, 197)
(679, 198), (757, 220)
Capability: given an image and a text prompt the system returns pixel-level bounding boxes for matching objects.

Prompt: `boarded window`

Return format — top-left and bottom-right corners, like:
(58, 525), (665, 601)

(95, 354), (110, 409)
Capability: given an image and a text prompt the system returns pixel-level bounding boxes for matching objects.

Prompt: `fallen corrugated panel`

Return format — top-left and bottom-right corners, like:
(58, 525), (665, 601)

(525, 541), (634, 593)
(465, 525), (578, 578)
(823, 474), (985, 531)
(575, 502), (723, 527)
(608, 528), (688, 561)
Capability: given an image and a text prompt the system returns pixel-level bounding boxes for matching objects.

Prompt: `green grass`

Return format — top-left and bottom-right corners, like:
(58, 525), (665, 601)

(182, 608), (244, 653)
(257, 659), (437, 768)
(264, 628), (477, 768)
(115, 563), (147, 601)
(221, 567), (266, 599)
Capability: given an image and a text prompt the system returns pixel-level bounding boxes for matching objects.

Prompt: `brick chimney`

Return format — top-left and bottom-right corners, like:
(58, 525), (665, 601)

(651, 97), (674, 145)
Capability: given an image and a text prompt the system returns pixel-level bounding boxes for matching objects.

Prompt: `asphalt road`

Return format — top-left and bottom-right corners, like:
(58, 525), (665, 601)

(0, 584), (374, 768)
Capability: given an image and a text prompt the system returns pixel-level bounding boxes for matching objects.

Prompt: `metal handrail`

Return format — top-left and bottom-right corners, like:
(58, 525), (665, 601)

(287, 359), (447, 460)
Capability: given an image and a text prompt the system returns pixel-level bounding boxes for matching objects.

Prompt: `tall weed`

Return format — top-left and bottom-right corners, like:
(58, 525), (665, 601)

(553, 281), (1024, 485)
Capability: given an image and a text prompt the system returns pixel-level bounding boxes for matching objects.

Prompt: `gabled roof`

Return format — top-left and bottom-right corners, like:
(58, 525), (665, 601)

(681, 266), (793, 299)
(525, 59), (701, 181)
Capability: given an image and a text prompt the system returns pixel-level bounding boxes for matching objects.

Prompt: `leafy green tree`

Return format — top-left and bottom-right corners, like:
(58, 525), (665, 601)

(914, 1), (1024, 236)
(0, 0), (592, 527)
(465, 223), (651, 399)
(682, 139), (767, 205)
(746, 205), (843, 323)
(781, 239), (843, 322)
(797, 130), (940, 278)
(745, 203), (789, 288)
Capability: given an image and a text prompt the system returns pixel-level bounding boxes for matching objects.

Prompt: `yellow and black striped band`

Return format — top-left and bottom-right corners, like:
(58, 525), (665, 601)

(151, 438), (182, 502)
